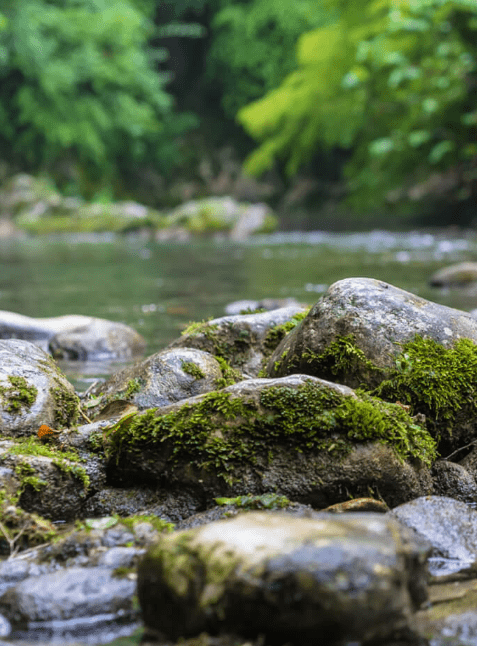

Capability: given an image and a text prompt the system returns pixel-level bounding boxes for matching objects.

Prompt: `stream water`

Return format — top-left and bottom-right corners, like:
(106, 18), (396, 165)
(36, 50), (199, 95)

(1, 228), (477, 391)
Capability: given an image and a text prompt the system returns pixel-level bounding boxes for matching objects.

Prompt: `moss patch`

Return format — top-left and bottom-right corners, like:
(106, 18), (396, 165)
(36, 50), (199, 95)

(181, 361), (206, 380)
(108, 379), (436, 486)
(118, 514), (175, 534)
(0, 376), (38, 414)
(5, 436), (90, 491)
(372, 335), (477, 443)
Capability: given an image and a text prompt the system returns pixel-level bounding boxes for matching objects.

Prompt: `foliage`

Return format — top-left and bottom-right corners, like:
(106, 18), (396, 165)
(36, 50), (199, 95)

(239, 0), (477, 212)
(0, 0), (198, 193)
(206, 0), (329, 117)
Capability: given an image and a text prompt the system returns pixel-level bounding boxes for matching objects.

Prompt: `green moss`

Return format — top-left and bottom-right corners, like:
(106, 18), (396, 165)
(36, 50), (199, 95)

(372, 335), (477, 442)
(181, 361), (206, 380)
(215, 493), (291, 509)
(52, 385), (80, 426)
(108, 379), (436, 486)
(0, 376), (38, 414)
(214, 356), (242, 388)
(6, 437), (90, 491)
(263, 310), (309, 353)
(181, 319), (217, 337)
(117, 514), (175, 534)
(122, 378), (143, 399)
(15, 463), (47, 492)
(274, 334), (385, 387)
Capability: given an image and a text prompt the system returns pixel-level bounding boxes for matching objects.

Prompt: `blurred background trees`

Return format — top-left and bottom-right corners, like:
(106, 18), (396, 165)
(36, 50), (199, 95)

(0, 0), (476, 227)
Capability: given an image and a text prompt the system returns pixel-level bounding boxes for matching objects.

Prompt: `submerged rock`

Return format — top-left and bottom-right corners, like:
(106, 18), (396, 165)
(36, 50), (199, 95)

(169, 306), (308, 377)
(0, 340), (79, 435)
(105, 374), (434, 508)
(138, 511), (429, 644)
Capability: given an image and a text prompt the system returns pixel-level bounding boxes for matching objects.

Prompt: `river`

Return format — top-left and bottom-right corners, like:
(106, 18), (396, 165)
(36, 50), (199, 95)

(0, 229), (476, 391)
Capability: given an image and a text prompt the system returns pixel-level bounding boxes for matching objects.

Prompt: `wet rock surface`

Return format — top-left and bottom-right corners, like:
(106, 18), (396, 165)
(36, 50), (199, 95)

(0, 340), (79, 435)
(138, 511), (429, 644)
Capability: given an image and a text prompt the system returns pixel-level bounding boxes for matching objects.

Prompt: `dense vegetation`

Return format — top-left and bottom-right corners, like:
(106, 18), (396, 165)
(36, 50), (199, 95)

(0, 0), (476, 226)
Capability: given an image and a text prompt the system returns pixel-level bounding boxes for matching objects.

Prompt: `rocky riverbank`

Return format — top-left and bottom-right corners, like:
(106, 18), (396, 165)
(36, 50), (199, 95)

(2, 278), (477, 644)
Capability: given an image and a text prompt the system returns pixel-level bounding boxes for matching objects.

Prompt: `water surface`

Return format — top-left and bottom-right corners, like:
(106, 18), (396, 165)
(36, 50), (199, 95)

(1, 229), (476, 390)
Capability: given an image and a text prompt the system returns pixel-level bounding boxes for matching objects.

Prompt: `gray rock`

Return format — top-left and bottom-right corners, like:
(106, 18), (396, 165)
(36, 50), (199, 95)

(391, 495), (477, 576)
(0, 438), (105, 521)
(138, 511), (428, 643)
(86, 347), (224, 415)
(0, 566), (136, 623)
(49, 317), (145, 361)
(0, 340), (78, 435)
(169, 305), (308, 376)
(429, 262), (477, 287)
(225, 297), (304, 315)
(0, 310), (145, 361)
(268, 277), (477, 388)
(431, 460), (477, 504)
(106, 374), (434, 508)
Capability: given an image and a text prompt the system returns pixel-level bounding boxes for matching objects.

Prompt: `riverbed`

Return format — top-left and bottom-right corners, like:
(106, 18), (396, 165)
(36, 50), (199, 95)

(0, 228), (475, 391)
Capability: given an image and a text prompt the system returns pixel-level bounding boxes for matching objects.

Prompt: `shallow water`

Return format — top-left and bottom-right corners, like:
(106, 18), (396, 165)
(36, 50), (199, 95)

(1, 229), (477, 391)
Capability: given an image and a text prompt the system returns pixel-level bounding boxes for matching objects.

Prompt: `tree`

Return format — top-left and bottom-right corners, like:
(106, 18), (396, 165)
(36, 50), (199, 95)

(0, 0), (198, 194)
(238, 0), (477, 214)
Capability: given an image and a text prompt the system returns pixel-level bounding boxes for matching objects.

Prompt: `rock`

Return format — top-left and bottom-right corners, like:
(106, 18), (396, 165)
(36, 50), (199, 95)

(105, 374), (434, 508)
(84, 348), (224, 417)
(268, 278), (477, 388)
(0, 567), (136, 626)
(83, 486), (201, 522)
(138, 511), (429, 644)
(169, 305), (308, 377)
(431, 460), (477, 504)
(391, 496), (477, 576)
(0, 340), (79, 435)
(0, 310), (145, 361)
(49, 317), (146, 360)
(224, 297), (305, 315)
(266, 278), (477, 450)
(429, 262), (477, 287)
(0, 435), (105, 521)
(164, 196), (277, 238)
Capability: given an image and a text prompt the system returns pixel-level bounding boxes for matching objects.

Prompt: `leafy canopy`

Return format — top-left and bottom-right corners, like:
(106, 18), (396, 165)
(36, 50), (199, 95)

(238, 0), (477, 211)
(0, 0), (197, 189)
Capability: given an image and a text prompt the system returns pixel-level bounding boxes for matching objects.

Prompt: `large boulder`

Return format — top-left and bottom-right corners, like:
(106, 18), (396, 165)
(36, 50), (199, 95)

(267, 278), (477, 449)
(105, 374), (435, 508)
(138, 511), (429, 644)
(268, 278), (477, 386)
(85, 348), (225, 417)
(0, 340), (79, 435)
(169, 305), (308, 377)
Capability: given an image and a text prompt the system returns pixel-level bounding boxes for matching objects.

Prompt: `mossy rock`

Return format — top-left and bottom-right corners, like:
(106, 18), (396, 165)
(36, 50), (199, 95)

(170, 306), (308, 377)
(0, 340), (79, 435)
(105, 374), (435, 508)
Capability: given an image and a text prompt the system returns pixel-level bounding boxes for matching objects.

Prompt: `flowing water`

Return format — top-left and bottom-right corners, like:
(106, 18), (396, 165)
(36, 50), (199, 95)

(1, 229), (477, 391)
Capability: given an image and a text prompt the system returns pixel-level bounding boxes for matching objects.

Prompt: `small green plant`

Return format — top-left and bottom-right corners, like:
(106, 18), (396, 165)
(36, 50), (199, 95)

(181, 361), (206, 380)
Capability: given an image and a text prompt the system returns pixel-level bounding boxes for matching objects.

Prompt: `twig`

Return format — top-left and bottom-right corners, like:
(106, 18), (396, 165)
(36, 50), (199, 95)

(79, 407), (92, 424)
(443, 439), (477, 461)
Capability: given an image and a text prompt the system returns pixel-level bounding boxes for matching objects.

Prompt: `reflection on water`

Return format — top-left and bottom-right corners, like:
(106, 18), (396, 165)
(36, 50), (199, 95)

(1, 229), (476, 391)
